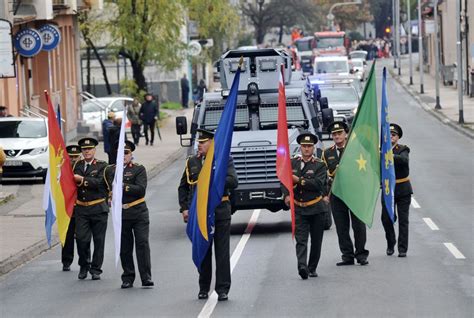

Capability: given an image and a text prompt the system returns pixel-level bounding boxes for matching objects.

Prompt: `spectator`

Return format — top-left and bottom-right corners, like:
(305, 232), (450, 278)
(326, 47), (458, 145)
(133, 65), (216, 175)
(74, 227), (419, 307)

(139, 93), (158, 146)
(127, 98), (142, 146)
(180, 74), (190, 109)
(102, 111), (115, 159)
(0, 146), (5, 183)
(196, 79), (206, 103)
(107, 117), (123, 164)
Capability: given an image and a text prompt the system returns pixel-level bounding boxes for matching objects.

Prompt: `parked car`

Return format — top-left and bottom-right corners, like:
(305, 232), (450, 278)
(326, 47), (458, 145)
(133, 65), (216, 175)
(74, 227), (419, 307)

(0, 117), (48, 182)
(81, 97), (133, 139)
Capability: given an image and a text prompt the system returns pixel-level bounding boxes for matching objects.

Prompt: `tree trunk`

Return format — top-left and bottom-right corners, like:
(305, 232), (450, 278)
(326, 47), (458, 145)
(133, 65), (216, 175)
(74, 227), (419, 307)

(130, 58), (147, 93)
(86, 39), (112, 95)
(278, 23), (284, 44)
(256, 25), (265, 45)
(86, 46), (91, 93)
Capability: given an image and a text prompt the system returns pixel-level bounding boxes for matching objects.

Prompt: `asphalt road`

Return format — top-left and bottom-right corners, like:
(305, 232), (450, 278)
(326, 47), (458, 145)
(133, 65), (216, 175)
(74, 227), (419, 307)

(0, 64), (472, 317)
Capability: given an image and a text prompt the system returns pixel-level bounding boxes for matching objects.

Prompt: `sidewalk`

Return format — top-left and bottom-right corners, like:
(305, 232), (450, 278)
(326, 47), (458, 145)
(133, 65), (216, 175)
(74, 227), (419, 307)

(0, 107), (193, 275)
(382, 54), (474, 139)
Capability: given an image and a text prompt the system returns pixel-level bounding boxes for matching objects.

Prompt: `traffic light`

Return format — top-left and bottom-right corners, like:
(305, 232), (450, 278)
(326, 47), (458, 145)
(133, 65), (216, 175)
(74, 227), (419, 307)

(385, 27), (391, 35)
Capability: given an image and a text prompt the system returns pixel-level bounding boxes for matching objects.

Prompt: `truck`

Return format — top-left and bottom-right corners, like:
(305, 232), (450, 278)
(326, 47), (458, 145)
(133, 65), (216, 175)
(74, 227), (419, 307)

(176, 48), (334, 229)
(313, 31), (349, 57)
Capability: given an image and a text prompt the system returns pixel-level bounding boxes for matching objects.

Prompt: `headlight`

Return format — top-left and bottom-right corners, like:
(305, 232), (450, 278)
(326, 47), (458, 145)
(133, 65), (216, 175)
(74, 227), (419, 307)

(30, 146), (48, 155)
(351, 107), (358, 115)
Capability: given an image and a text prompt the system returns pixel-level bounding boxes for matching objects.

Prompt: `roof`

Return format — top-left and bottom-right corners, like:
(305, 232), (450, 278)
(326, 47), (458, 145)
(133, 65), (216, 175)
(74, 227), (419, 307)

(314, 31), (346, 37)
(314, 56), (348, 62)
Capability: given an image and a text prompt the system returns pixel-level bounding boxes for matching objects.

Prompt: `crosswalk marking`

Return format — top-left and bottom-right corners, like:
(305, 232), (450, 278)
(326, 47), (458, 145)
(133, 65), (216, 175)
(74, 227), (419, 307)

(444, 243), (466, 259)
(423, 217), (439, 230)
(411, 197), (421, 208)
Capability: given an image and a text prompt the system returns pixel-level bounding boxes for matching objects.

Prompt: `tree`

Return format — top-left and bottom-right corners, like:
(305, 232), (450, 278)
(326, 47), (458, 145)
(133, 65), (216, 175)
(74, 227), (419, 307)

(240, 0), (274, 45)
(313, 0), (373, 32)
(109, 0), (185, 93)
(78, 10), (112, 95)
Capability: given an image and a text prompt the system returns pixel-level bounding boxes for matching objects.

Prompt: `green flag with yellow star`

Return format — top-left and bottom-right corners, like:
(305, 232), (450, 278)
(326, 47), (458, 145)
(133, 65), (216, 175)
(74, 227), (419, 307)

(332, 62), (380, 227)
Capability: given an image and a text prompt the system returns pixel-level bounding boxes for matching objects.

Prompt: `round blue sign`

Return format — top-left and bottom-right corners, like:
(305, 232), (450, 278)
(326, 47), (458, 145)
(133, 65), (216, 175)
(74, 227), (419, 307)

(14, 28), (43, 57)
(38, 24), (61, 51)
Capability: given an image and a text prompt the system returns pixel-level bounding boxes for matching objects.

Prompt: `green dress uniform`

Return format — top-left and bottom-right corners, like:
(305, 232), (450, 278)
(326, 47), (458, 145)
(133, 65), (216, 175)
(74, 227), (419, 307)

(74, 138), (109, 279)
(61, 145), (83, 271)
(381, 124), (413, 256)
(323, 122), (369, 265)
(104, 141), (153, 287)
(282, 132), (328, 279)
(178, 131), (238, 299)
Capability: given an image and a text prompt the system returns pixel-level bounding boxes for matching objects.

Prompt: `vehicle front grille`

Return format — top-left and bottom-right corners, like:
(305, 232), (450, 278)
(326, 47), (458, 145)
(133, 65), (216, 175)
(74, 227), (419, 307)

(231, 147), (278, 184)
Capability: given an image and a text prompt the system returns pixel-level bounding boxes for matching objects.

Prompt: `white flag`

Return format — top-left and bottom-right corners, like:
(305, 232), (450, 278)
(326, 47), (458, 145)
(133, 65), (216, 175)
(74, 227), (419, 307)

(111, 108), (127, 266)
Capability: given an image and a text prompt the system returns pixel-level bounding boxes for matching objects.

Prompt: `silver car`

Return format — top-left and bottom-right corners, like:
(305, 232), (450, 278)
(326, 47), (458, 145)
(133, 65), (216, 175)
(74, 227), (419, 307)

(319, 85), (360, 124)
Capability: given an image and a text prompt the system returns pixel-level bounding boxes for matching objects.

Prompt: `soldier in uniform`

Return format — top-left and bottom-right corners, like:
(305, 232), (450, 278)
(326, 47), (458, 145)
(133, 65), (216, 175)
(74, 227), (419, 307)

(382, 124), (413, 257)
(73, 137), (109, 280)
(61, 145), (82, 271)
(283, 132), (328, 280)
(322, 122), (369, 266)
(178, 129), (238, 301)
(104, 140), (154, 288)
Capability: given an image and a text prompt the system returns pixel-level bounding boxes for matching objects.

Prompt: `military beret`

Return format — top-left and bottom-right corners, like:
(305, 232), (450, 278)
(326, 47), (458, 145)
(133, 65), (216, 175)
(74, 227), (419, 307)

(390, 123), (403, 138)
(327, 121), (349, 134)
(66, 145), (81, 157)
(196, 128), (215, 142)
(114, 140), (136, 152)
(296, 132), (318, 145)
(78, 137), (98, 149)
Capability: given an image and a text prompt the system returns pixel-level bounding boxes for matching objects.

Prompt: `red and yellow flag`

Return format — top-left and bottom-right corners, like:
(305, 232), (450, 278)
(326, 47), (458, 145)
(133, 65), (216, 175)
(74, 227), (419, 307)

(45, 91), (77, 245)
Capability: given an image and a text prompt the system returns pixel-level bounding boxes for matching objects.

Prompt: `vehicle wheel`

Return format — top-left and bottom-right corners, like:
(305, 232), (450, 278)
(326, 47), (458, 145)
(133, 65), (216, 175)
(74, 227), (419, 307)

(41, 171), (47, 184)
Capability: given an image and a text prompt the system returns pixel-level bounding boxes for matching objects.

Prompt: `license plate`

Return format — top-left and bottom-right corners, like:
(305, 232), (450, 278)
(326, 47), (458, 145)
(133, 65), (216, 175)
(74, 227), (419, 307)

(4, 160), (23, 166)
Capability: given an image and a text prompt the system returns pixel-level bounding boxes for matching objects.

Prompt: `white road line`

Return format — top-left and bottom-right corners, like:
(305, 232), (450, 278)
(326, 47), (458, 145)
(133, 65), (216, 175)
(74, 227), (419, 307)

(422, 218), (439, 230)
(443, 243), (466, 259)
(411, 197), (421, 209)
(198, 209), (261, 318)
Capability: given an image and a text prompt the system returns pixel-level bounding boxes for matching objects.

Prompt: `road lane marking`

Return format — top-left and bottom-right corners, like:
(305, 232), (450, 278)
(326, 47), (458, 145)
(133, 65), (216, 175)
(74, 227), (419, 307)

(443, 243), (466, 259)
(198, 209), (261, 318)
(422, 218), (439, 230)
(411, 197), (421, 209)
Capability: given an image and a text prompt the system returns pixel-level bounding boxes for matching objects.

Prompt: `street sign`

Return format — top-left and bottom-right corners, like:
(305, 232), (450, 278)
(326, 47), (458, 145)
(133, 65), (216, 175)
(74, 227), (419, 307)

(0, 19), (15, 78)
(14, 28), (43, 57)
(188, 41), (202, 56)
(38, 24), (61, 51)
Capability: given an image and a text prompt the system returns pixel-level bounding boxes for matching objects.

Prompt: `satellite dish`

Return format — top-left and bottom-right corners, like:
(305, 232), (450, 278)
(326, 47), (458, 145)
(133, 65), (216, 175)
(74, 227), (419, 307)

(188, 41), (202, 56)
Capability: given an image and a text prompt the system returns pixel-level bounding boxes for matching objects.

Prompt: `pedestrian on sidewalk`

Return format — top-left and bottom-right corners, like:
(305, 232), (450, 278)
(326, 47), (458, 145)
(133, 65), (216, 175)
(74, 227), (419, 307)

(139, 94), (158, 146)
(62, 145), (85, 272)
(107, 118), (123, 164)
(104, 140), (154, 289)
(282, 132), (328, 280)
(180, 74), (190, 109)
(0, 146), (5, 183)
(178, 129), (238, 302)
(322, 122), (369, 266)
(127, 98), (142, 146)
(102, 112), (115, 160)
(381, 124), (413, 258)
(73, 137), (109, 281)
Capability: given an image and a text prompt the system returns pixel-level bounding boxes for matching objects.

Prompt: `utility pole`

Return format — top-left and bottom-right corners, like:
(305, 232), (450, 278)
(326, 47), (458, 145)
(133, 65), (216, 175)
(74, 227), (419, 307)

(418, 0), (424, 93)
(396, 0), (401, 75)
(456, 0), (464, 123)
(393, 0), (397, 68)
(434, 0), (441, 109)
(407, 0), (413, 85)
(465, 0), (470, 96)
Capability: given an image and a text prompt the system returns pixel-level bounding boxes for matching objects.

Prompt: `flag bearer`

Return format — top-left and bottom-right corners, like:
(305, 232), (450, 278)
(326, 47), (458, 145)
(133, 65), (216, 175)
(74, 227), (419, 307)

(382, 124), (413, 257)
(283, 132), (328, 280)
(177, 129), (238, 301)
(61, 145), (82, 271)
(73, 137), (109, 280)
(104, 140), (154, 289)
(322, 122), (369, 266)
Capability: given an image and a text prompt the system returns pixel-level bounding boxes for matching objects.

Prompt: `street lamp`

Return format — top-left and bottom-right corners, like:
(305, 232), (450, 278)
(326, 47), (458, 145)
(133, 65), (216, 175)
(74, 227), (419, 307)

(407, 0), (413, 85)
(417, 0), (424, 94)
(433, 0), (441, 109)
(327, 0), (362, 31)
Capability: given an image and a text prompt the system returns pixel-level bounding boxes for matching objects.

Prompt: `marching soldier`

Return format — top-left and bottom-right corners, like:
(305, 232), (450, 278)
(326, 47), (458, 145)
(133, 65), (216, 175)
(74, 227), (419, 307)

(178, 129), (238, 301)
(61, 145), (82, 271)
(382, 124), (413, 257)
(283, 132), (328, 280)
(322, 122), (369, 266)
(73, 137), (109, 280)
(104, 140), (154, 289)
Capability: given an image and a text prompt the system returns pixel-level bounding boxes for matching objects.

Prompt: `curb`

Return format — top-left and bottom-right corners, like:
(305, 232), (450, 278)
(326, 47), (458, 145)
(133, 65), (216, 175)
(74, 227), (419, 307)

(0, 192), (15, 206)
(0, 147), (185, 277)
(388, 69), (474, 140)
(0, 236), (59, 276)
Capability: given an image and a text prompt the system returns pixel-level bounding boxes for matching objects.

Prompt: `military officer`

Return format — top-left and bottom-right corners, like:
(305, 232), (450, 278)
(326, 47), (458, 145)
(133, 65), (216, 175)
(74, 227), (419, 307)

(178, 129), (238, 301)
(61, 145), (82, 271)
(382, 123), (413, 257)
(322, 122), (369, 266)
(73, 137), (109, 280)
(104, 140), (154, 289)
(283, 132), (328, 279)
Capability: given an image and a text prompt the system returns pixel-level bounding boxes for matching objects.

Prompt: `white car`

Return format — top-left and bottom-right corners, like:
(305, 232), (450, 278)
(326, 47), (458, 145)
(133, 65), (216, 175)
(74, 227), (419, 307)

(313, 56), (350, 76)
(81, 97), (134, 138)
(350, 58), (367, 81)
(1, 117), (49, 182)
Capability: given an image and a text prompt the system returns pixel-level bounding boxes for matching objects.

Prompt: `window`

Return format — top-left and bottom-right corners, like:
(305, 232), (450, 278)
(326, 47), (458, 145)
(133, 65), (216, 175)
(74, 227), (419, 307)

(320, 87), (358, 104)
(0, 121), (47, 138)
(259, 103), (307, 129)
(316, 37), (344, 49)
(202, 105), (250, 130)
(315, 61), (349, 74)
